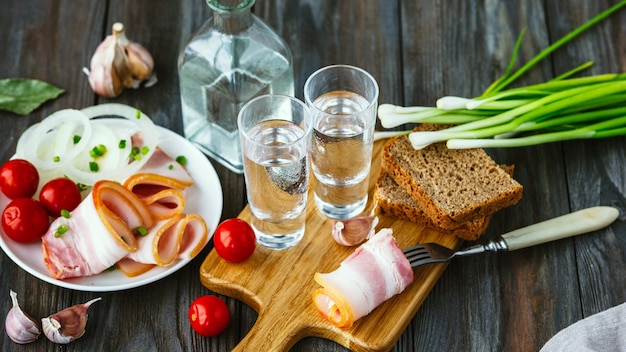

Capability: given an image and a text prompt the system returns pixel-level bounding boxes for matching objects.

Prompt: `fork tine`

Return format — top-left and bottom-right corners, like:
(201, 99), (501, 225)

(403, 245), (434, 268)
(403, 244), (452, 268)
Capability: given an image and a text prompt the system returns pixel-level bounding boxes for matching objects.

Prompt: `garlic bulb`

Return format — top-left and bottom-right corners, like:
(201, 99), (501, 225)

(332, 215), (379, 246)
(41, 297), (101, 344)
(87, 22), (156, 97)
(5, 290), (41, 344)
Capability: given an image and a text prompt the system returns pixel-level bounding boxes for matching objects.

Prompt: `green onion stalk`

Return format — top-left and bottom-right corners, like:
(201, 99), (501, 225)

(376, 0), (626, 149)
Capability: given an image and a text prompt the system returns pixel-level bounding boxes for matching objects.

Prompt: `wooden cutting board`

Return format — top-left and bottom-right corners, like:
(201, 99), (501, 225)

(199, 140), (462, 352)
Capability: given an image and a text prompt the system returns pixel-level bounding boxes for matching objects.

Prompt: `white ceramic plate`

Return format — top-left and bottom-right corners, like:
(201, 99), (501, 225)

(0, 122), (223, 292)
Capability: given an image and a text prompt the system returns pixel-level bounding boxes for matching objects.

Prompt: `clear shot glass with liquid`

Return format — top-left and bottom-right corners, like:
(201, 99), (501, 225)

(304, 65), (379, 220)
(238, 95), (312, 250)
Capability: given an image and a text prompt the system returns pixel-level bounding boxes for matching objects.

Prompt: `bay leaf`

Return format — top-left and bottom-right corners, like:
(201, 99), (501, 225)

(0, 78), (64, 115)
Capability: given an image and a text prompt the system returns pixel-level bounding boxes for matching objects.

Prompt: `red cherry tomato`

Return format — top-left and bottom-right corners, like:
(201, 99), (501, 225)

(38, 177), (82, 217)
(213, 218), (256, 263)
(1, 198), (50, 243)
(188, 295), (230, 337)
(0, 159), (40, 199)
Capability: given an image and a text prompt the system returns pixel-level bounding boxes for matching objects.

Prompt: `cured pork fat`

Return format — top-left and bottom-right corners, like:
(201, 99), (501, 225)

(42, 181), (153, 279)
(312, 228), (414, 329)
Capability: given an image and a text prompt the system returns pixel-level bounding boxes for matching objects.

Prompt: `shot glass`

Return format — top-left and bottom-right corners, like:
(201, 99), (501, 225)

(238, 94), (312, 250)
(304, 65), (379, 220)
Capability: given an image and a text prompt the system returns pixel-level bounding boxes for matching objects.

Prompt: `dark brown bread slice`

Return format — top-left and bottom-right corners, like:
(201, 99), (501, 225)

(381, 124), (523, 230)
(374, 172), (491, 240)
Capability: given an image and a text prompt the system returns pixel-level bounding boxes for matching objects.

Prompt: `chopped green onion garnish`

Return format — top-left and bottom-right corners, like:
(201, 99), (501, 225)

(89, 161), (99, 172)
(129, 146), (141, 161)
(168, 164), (174, 170)
(77, 183), (88, 191)
(55, 224), (68, 237)
(60, 209), (71, 218)
(140, 146), (149, 155)
(73, 135), (81, 144)
(53, 156), (60, 162)
(136, 109), (141, 119)
(89, 144), (107, 157)
(119, 139), (127, 149)
(136, 226), (149, 236)
(175, 155), (187, 166)
(106, 265), (116, 272)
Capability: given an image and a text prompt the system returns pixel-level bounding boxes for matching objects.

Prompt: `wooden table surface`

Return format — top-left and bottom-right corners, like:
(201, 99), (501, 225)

(1, 0), (626, 351)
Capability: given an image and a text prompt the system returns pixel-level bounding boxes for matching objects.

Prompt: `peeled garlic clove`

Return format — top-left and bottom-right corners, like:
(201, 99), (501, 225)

(5, 290), (41, 344)
(332, 215), (379, 246)
(42, 297), (101, 344)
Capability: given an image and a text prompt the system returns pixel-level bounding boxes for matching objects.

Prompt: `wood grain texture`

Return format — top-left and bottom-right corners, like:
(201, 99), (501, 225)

(0, 0), (625, 351)
(199, 140), (463, 352)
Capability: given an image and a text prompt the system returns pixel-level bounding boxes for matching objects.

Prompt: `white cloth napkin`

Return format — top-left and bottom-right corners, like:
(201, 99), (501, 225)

(540, 302), (626, 352)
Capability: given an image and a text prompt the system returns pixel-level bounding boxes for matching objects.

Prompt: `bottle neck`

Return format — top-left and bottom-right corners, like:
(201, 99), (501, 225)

(208, 0), (255, 33)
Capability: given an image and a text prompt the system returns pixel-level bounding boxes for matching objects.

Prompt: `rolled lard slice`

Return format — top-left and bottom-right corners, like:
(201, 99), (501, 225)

(312, 228), (414, 329)
(141, 188), (185, 220)
(124, 213), (208, 266)
(41, 180), (153, 279)
(123, 147), (194, 196)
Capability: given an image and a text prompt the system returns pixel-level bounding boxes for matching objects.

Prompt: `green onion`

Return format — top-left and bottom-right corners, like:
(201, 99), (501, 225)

(89, 161), (99, 172)
(136, 109), (141, 119)
(136, 226), (148, 236)
(168, 164), (174, 170)
(129, 146), (141, 161)
(55, 224), (68, 237)
(175, 155), (187, 166)
(140, 146), (149, 155)
(53, 156), (60, 162)
(119, 139), (127, 149)
(60, 209), (71, 218)
(89, 144), (107, 158)
(376, 1), (626, 149)
(73, 135), (81, 144)
(77, 183), (88, 191)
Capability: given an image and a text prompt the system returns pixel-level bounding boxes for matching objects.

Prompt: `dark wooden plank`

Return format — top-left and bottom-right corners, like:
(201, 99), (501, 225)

(546, 0), (626, 323)
(0, 0), (624, 351)
(394, 0), (594, 351)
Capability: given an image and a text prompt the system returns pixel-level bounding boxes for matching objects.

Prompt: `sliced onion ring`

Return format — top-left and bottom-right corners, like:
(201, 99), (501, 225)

(62, 104), (159, 185)
(17, 109), (93, 171)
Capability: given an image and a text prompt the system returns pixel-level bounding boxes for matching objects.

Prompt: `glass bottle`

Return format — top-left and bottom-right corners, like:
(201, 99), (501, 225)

(178, 0), (294, 174)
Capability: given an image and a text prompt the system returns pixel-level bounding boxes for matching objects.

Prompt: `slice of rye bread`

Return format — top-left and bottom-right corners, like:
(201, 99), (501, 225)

(374, 164), (515, 241)
(381, 124), (523, 230)
(374, 172), (490, 240)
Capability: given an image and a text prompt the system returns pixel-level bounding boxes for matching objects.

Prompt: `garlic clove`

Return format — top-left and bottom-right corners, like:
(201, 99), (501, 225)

(86, 22), (155, 97)
(332, 215), (379, 246)
(41, 297), (101, 344)
(5, 290), (41, 344)
(88, 33), (124, 97)
(126, 42), (154, 82)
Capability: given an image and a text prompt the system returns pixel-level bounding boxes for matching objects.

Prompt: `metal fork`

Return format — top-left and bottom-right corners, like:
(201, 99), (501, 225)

(403, 206), (620, 268)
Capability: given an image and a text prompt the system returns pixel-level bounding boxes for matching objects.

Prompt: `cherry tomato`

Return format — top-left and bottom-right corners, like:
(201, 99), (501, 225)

(1, 198), (50, 243)
(213, 218), (256, 263)
(38, 177), (82, 217)
(0, 159), (39, 199)
(188, 295), (230, 337)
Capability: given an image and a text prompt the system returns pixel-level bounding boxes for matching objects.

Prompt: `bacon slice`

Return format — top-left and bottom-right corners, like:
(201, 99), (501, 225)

(140, 188), (186, 220)
(123, 147), (194, 195)
(312, 228), (414, 329)
(41, 180), (153, 279)
(124, 213), (208, 266)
